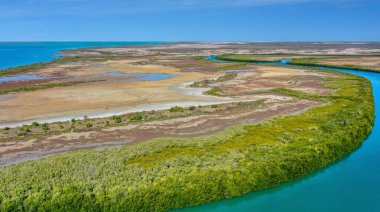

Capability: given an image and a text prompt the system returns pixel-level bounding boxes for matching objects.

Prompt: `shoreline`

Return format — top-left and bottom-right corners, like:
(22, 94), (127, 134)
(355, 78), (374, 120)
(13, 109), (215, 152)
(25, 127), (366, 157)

(0, 41), (165, 71)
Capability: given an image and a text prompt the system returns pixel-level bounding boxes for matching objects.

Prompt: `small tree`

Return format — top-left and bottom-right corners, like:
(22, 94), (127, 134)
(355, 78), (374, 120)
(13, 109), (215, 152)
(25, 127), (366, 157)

(41, 123), (50, 133)
(112, 115), (122, 123)
(130, 113), (143, 121)
(169, 106), (184, 112)
(85, 123), (93, 128)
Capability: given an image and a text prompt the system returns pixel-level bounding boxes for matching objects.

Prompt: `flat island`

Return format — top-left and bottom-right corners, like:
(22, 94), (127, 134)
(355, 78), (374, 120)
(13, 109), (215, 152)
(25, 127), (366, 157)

(0, 42), (377, 211)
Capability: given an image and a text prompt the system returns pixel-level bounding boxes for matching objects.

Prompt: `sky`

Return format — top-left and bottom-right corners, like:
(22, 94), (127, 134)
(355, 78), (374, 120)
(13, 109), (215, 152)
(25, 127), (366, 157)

(0, 0), (379, 41)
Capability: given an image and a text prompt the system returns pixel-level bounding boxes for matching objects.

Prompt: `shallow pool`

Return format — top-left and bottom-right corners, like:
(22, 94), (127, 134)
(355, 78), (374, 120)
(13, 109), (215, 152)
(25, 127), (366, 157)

(103, 72), (175, 82)
(0, 75), (48, 83)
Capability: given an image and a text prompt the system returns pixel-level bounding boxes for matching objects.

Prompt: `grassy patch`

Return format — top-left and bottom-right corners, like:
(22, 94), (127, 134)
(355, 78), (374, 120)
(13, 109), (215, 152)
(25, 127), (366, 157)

(169, 106), (185, 112)
(217, 63), (247, 70)
(204, 87), (222, 96)
(0, 81), (90, 95)
(191, 72), (237, 88)
(216, 54), (282, 63)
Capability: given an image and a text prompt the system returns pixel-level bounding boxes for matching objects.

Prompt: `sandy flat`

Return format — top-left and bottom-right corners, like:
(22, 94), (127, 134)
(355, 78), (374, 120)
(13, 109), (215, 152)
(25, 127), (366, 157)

(0, 59), (333, 126)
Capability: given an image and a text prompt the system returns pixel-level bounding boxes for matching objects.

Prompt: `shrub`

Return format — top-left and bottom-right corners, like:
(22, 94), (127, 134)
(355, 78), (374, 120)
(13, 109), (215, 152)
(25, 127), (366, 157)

(41, 123), (50, 132)
(205, 87), (221, 96)
(169, 106), (184, 112)
(17, 131), (27, 137)
(21, 125), (31, 133)
(130, 113), (143, 121)
(112, 115), (122, 123)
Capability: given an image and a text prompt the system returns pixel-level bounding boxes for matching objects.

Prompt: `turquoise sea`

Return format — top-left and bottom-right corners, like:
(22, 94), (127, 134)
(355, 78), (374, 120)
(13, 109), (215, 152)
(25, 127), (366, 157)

(0, 42), (162, 69)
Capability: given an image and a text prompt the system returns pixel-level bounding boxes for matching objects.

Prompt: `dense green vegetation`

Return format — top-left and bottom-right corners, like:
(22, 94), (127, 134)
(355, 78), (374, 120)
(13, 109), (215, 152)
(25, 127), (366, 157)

(216, 54), (282, 62)
(215, 54), (380, 73)
(169, 106), (185, 112)
(217, 63), (247, 70)
(288, 57), (380, 73)
(0, 66), (374, 211)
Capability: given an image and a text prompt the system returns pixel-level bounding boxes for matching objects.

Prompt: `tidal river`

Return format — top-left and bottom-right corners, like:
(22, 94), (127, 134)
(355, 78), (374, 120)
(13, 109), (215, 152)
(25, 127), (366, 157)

(182, 57), (380, 211)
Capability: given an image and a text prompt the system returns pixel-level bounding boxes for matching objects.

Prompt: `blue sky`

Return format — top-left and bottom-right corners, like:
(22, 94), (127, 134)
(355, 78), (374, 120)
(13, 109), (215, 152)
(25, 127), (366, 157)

(0, 0), (379, 41)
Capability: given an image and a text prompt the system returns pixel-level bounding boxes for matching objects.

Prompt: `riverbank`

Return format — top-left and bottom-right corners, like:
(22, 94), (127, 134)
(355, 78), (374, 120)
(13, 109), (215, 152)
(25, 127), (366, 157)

(184, 58), (380, 212)
(215, 53), (380, 73)
(288, 58), (380, 73)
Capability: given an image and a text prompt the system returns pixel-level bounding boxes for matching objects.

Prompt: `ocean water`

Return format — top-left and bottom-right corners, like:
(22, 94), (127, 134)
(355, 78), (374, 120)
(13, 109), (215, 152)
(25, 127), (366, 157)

(182, 57), (380, 212)
(0, 42), (162, 69)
